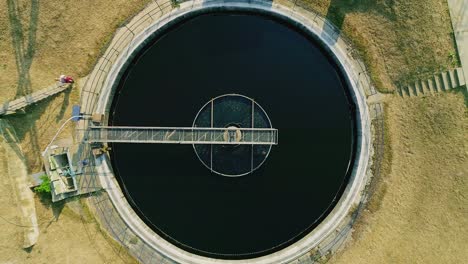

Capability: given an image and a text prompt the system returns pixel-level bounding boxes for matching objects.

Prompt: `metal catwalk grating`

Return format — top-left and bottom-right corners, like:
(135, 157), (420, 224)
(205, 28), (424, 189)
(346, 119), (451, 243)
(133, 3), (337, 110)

(83, 126), (278, 145)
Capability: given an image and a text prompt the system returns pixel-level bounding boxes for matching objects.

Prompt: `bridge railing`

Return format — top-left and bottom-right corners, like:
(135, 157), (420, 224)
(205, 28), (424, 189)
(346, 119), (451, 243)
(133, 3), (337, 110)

(83, 126), (278, 145)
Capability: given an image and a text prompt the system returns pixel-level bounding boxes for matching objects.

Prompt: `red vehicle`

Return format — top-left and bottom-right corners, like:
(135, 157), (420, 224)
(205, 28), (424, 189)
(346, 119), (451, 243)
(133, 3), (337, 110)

(58, 75), (74, 83)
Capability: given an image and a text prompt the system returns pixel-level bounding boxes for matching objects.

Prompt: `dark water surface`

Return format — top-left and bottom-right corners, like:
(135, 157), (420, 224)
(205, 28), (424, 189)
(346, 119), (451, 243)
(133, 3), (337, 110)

(110, 12), (356, 259)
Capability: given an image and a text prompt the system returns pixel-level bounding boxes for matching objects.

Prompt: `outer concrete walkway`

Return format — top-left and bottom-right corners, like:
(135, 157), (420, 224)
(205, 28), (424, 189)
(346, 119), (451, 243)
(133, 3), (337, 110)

(448, 0), (468, 91)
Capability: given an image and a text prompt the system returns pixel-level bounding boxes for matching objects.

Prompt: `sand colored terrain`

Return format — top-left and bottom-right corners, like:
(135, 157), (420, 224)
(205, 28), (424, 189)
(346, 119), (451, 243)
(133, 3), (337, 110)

(330, 91), (468, 264)
(0, 0), (466, 263)
(0, 0), (150, 263)
(0, 120), (39, 248)
(0, 121), (137, 264)
(0, 0), (152, 172)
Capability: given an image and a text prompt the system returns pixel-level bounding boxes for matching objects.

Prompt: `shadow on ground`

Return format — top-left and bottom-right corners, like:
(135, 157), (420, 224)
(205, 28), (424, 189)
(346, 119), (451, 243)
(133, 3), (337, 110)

(317, 0), (397, 44)
(55, 85), (72, 122)
(5, 98), (54, 169)
(453, 85), (468, 107)
(7, 0), (39, 98)
(37, 193), (65, 221)
(6, 0), (42, 165)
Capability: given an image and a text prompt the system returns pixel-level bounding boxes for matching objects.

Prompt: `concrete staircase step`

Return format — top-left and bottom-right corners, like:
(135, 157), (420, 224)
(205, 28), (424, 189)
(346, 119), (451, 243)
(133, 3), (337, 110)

(415, 81), (424, 95)
(397, 86), (406, 97)
(409, 84), (418, 96)
(421, 80), (432, 94)
(448, 69), (458, 88)
(434, 74), (443, 92)
(398, 69), (466, 98)
(428, 77), (437, 92)
(455, 67), (466, 86)
(441, 71), (451, 90)
(402, 86), (410, 97)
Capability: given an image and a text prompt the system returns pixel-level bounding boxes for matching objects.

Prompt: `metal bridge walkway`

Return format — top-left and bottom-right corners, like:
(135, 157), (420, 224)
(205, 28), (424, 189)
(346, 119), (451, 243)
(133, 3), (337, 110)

(0, 83), (71, 116)
(84, 126), (278, 145)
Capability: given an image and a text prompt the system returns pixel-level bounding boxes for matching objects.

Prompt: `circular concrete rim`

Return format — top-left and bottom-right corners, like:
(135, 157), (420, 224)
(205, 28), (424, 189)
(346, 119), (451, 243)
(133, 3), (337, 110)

(92, 1), (372, 263)
(192, 93), (274, 177)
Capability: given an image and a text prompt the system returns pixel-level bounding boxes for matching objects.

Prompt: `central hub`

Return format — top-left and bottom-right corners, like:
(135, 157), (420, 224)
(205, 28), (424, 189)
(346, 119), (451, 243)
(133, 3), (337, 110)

(192, 94), (273, 177)
(223, 126), (242, 143)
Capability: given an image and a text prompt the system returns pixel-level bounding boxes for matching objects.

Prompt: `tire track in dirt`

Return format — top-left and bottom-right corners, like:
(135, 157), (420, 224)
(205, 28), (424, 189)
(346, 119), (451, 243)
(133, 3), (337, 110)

(6, 0), (41, 162)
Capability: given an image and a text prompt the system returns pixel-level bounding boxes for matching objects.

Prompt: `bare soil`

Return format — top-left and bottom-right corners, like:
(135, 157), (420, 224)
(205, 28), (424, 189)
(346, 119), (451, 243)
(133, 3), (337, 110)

(0, 123), (138, 264)
(1, 0), (151, 263)
(330, 90), (468, 264)
(0, 120), (39, 248)
(0, 0), (152, 172)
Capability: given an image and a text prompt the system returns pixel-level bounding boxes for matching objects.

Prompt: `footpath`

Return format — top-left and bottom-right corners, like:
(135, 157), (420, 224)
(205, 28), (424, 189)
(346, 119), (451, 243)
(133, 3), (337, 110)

(448, 0), (468, 91)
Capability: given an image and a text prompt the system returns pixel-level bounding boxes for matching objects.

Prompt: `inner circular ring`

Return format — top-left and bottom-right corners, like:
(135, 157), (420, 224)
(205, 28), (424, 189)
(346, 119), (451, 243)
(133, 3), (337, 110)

(192, 94), (273, 177)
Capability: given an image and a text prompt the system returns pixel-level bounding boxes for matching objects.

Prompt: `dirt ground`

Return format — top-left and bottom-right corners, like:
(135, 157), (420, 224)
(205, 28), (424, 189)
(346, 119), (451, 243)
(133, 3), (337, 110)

(0, 0), (154, 172)
(0, 0), (151, 263)
(0, 121), (138, 264)
(0, 0), (466, 263)
(0, 120), (39, 249)
(330, 91), (468, 264)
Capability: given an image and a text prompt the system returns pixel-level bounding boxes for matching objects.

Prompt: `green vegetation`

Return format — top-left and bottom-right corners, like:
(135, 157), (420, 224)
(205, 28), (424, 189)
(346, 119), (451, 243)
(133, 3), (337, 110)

(171, 0), (179, 8)
(448, 50), (459, 67)
(34, 175), (51, 194)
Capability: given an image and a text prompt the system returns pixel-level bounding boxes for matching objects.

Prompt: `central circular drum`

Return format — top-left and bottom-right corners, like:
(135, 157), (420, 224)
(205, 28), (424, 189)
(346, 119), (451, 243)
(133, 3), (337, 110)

(109, 11), (356, 259)
(193, 94), (273, 177)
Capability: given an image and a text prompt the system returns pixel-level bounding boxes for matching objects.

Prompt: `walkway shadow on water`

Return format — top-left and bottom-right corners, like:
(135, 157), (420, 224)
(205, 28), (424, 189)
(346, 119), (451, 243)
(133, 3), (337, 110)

(7, 0), (43, 163)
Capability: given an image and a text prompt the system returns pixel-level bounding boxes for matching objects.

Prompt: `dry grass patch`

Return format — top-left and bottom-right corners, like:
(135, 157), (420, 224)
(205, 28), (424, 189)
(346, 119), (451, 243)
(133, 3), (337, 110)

(0, 0), (153, 171)
(0, 1), (154, 263)
(330, 90), (467, 264)
(289, 0), (457, 92)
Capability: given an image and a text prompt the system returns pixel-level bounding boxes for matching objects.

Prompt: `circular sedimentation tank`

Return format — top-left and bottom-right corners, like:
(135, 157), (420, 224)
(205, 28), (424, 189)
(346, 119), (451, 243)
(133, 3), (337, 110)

(108, 11), (356, 259)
